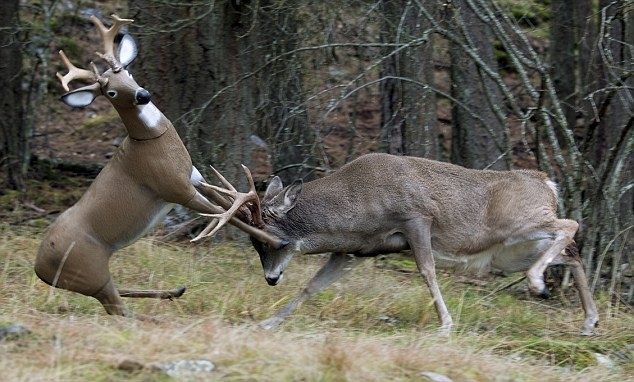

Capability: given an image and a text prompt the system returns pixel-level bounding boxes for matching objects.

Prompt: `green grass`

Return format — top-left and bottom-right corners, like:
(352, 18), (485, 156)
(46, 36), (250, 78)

(1, 224), (632, 381)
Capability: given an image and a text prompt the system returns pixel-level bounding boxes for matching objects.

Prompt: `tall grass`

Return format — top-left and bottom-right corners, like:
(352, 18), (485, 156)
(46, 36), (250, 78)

(0, 224), (632, 381)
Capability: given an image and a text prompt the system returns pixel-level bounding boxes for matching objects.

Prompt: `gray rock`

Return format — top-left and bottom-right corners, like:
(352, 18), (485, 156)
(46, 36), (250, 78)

(420, 371), (454, 382)
(0, 324), (30, 341)
(593, 352), (616, 370)
(154, 359), (215, 378)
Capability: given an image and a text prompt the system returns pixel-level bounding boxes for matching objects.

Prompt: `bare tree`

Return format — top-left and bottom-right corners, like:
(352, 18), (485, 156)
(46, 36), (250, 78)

(448, 0), (508, 170)
(0, 0), (26, 190)
(551, 0), (577, 144)
(379, 0), (438, 158)
(252, 0), (317, 183)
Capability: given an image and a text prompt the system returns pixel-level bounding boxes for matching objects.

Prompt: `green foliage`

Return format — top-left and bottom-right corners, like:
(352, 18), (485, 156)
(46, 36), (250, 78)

(57, 36), (82, 60)
(498, 0), (551, 27)
(80, 110), (119, 131)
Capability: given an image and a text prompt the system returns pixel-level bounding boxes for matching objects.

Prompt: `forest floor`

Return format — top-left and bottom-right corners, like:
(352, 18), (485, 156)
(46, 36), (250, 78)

(2, 1), (632, 380)
(1, 221), (633, 381)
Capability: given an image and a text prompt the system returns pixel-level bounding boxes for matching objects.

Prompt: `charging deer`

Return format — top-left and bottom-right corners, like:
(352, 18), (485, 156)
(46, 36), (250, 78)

(34, 15), (284, 316)
(194, 153), (599, 335)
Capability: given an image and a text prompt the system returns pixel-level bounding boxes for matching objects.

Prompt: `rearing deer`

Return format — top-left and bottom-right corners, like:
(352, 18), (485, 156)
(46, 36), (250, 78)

(194, 153), (599, 335)
(34, 15), (284, 316)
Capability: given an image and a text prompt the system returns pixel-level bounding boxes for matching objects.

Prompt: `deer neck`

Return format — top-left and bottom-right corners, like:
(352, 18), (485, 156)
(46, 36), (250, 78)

(115, 102), (169, 140)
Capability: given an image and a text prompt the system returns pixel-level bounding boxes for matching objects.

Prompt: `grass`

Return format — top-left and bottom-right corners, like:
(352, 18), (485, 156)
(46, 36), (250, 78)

(1, 224), (633, 381)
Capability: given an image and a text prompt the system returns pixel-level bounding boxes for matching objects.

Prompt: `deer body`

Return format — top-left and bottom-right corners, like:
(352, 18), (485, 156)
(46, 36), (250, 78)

(217, 153), (599, 335)
(284, 154), (555, 261)
(35, 15), (284, 316)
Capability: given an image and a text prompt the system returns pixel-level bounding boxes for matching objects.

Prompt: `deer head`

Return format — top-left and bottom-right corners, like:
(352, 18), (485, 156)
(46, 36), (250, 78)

(57, 15), (151, 114)
(191, 168), (300, 285)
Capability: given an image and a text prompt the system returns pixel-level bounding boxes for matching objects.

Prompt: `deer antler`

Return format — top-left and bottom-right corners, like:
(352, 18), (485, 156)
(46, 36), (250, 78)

(192, 165), (265, 242)
(90, 14), (133, 70)
(56, 50), (99, 91)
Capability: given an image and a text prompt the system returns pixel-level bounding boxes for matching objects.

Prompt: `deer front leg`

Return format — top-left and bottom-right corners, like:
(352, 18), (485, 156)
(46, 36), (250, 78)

(405, 218), (453, 335)
(259, 253), (363, 330)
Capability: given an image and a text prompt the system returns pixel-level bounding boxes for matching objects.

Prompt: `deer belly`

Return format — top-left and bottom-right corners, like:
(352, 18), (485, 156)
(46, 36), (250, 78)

(491, 238), (553, 272)
(434, 238), (553, 274)
(112, 202), (175, 250)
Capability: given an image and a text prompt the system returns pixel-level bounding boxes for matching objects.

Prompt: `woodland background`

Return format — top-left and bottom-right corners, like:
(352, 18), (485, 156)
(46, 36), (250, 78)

(2, 0), (632, 305)
(0, 1), (633, 379)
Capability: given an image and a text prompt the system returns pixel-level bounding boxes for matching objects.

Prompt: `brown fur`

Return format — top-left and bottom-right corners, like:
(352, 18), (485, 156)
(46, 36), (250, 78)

(248, 153), (599, 335)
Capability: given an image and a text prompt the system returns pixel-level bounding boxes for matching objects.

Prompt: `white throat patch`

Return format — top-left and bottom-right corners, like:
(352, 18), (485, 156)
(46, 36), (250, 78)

(137, 102), (162, 129)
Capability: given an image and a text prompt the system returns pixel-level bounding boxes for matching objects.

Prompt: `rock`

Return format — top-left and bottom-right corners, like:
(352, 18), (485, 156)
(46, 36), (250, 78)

(153, 359), (215, 378)
(593, 352), (616, 370)
(117, 359), (145, 372)
(377, 315), (399, 326)
(0, 324), (30, 341)
(420, 371), (454, 382)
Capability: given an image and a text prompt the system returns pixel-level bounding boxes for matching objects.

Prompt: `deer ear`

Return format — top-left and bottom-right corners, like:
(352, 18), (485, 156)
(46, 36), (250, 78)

(263, 179), (302, 218)
(280, 180), (303, 212)
(263, 176), (284, 202)
(60, 83), (101, 108)
(117, 34), (138, 67)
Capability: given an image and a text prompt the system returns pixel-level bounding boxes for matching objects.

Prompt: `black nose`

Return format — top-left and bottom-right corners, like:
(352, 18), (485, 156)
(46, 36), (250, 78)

(135, 89), (151, 105)
(265, 276), (279, 286)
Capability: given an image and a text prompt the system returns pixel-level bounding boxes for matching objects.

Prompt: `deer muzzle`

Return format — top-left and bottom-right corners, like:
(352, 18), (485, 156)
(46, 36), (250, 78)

(135, 88), (151, 105)
(265, 272), (283, 286)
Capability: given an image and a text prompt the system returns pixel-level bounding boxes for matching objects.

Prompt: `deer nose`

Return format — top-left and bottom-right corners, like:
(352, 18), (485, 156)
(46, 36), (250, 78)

(265, 272), (283, 286)
(265, 275), (279, 286)
(135, 88), (151, 105)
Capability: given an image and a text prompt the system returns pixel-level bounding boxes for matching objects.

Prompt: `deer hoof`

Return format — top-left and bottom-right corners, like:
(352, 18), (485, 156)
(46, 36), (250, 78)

(172, 286), (186, 298)
(258, 316), (283, 331)
(580, 317), (599, 336)
(538, 287), (551, 299)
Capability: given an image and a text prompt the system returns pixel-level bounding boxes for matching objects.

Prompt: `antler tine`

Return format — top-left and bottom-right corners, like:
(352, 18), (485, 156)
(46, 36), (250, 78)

(191, 218), (220, 242)
(56, 50), (98, 91)
(194, 164), (264, 241)
(241, 164), (264, 227)
(90, 14), (133, 63)
(208, 166), (237, 195)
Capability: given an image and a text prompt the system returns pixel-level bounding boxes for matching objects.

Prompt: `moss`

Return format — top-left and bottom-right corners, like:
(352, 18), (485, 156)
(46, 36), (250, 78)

(80, 110), (120, 131)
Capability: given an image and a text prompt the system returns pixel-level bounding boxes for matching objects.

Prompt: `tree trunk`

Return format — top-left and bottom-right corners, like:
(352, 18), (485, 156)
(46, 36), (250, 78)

(551, 0), (577, 144)
(449, 0), (507, 170)
(576, 0), (596, 124)
(252, 0), (316, 183)
(129, 0), (313, 186)
(0, 0), (25, 190)
(128, 1), (256, 189)
(379, 0), (438, 158)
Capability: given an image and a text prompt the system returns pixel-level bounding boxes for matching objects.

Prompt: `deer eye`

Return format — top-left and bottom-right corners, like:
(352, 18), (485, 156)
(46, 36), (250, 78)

(107, 90), (118, 98)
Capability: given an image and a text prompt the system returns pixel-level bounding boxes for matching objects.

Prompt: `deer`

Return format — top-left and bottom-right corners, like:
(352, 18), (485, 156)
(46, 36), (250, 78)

(192, 152), (600, 336)
(34, 14), (285, 317)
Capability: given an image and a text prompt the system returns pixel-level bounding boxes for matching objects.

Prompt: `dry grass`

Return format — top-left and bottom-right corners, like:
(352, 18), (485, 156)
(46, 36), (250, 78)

(1, 224), (632, 381)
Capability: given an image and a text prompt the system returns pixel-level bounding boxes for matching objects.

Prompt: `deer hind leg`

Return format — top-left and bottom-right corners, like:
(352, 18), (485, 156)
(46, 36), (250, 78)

(259, 253), (363, 330)
(526, 219), (579, 298)
(555, 245), (599, 335)
(405, 218), (453, 335)
(35, 238), (129, 316)
(118, 286), (186, 299)
(92, 278), (127, 316)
